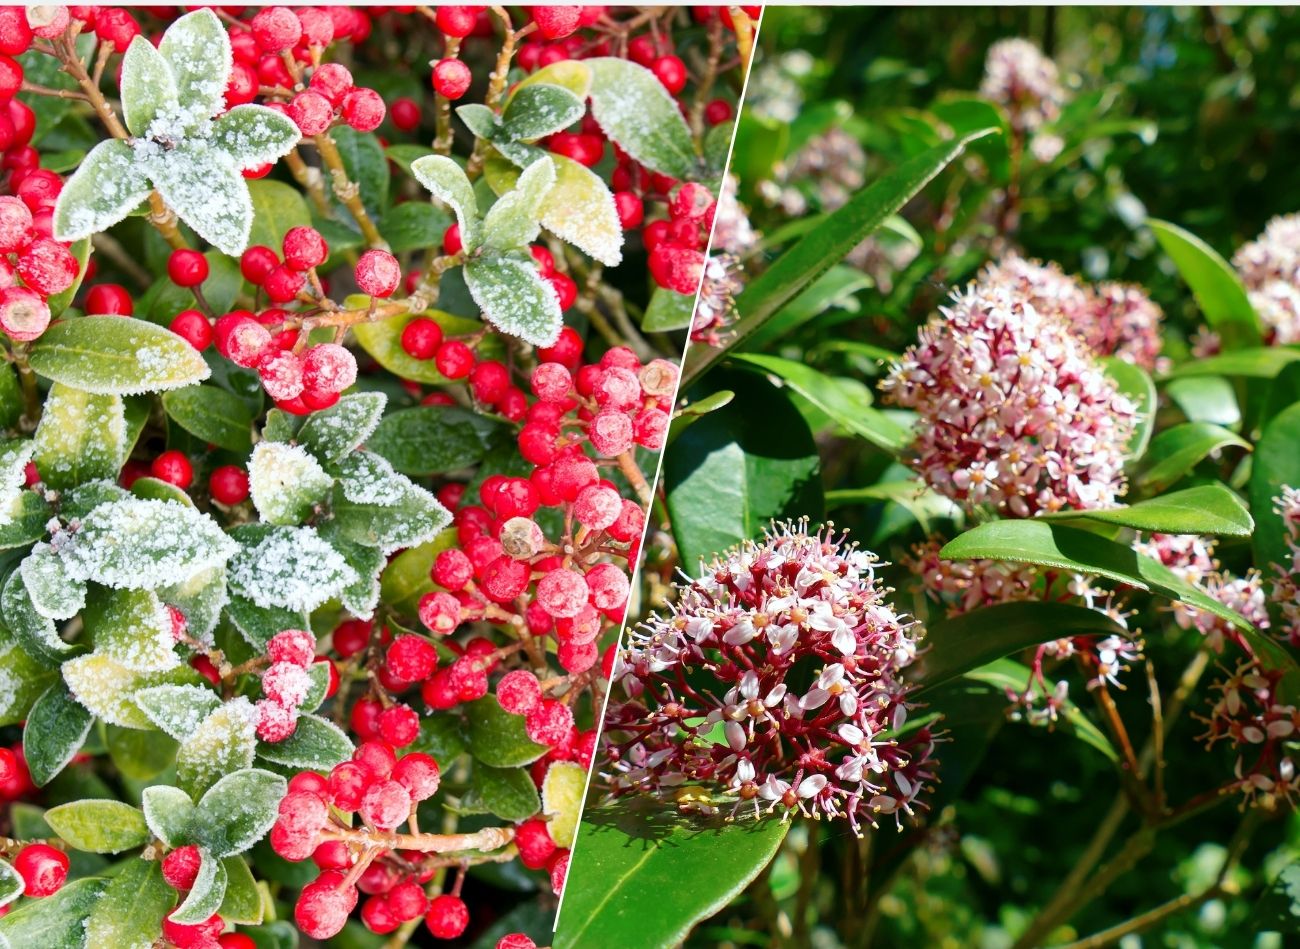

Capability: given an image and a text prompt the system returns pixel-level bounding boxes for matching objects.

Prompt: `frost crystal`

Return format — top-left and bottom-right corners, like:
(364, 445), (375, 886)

(135, 684), (223, 741)
(249, 442), (333, 525)
(58, 498), (238, 590)
(19, 543), (86, 621)
(333, 451), (408, 506)
(178, 697), (258, 794)
(227, 526), (358, 613)
(0, 440), (34, 528)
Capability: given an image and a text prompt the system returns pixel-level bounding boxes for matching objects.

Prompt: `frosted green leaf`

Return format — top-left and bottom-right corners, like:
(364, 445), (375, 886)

(171, 850), (227, 924)
(256, 712), (352, 770)
(511, 59), (593, 100)
(177, 697), (258, 796)
(62, 651), (202, 728)
(83, 857), (172, 949)
(1, 570), (74, 664)
(218, 857), (263, 925)
(410, 154), (481, 251)
(327, 533), (385, 620)
(19, 543), (86, 621)
(61, 479), (129, 520)
(158, 9), (233, 131)
(159, 565), (228, 642)
(44, 799), (150, 853)
(193, 767), (286, 857)
(23, 684), (92, 787)
(120, 36), (179, 138)
(331, 465), (453, 556)
(32, 384), (126, 488)
(457, 103), (500, 140)
(297, 391), (387, 463)
(52, 139), (152, 243)
(82, 587), (178, 673)
(486, 154), (623, 266)
(145, 139), (252, 256)
(0, 638), (58, 727)
(501, 84), (585, 142)
(29, 318), (211, 396)
(142, 784), (196, 847)
(495, 138), (547, 168)
(587, 57), (697, 179)
(59, 497), (238, 591)
(0, 878), (109, 947)
(542, 760), (585, 848)
(464, 254), (563, 347)
(249, 442), (333, 526)
(482, 155), (556, 251)
(0, 440), (33, 529)
(134, 684), (222, 741)
(332, 450), (410, 506)
(225, 593), (307, 652)
(227, 525), (357, 613)
(0, 861), (19, 909)
(212, 105), (301, 172)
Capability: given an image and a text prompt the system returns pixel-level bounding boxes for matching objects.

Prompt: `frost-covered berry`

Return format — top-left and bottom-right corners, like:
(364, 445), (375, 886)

(432, 548), (473, 591)
(0, 9), (32, 56)
(288, 90), (334, 137)
(356, 249), (401, 297)
(260, 350), (306, 401)
(264, 263), (306, 303)
(353, 740), (396, 779)
(536, 569), (589, 619)
(426, 894), (470, 939)
(167, 248), (209, 288)
(295, 871), (359, 940)
(215, 312), (271, 367)
(586, 562), (629, 611)
(209, 465), (249, 505)
(559, 639), (598, 674)
(163, 913), (224, 949)
(532, 6), (581, 39)
(268, 628), (316, 667)
(0, 286), (49, 342)
(0, 195), (30, 252)
(387, 633), (438, 682)
(283, 226), (328, 271)
(432, 58), (472, 100)
(255, 698), (298, 742)
(648, 243), (704, 295)
(342, 87), (386, 132)
(548, 850), (569, 895)
(633, 408), (668, 450)
(531, 362), (572, 402)
(400, 317), (442, 359)
(162, 844), (203, 891)
(16, 237), (76, 295)
(169, 308), (212, 351)
(497, 669), (542, 714)
(309, 62), (354, 106)
(252, 7), (303, 52)
(574, 484), (622, 531)
(378, 704), (420, 747)
(498, 936), (538, 949)
(150, 450), (193, 489)
(297, 7), (335, 48)
(419, 590), (463, 636)
(362, 895), (400, 935)
(14, 843), (68, 897)
(525, 698), (574, 747)
(360, 779), (412, 831)
(392, 752), (441, 801)
(514, 817), (556, 869)
(302, 343), (358, 396)
(588, 410), (633, 457)
(327, 761), (372, 812)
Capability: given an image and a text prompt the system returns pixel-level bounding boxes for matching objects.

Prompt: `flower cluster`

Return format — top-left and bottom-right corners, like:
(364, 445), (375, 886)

(605, 521), (935, 836)
(906, 537), (1039, 616)
(979, 38), (1067, 135)
(1201, 660), (1298, 807)
(1268, 486), (1300, 648)
(1232, 212), (1300, 345)
(882, 274), (1138, 516)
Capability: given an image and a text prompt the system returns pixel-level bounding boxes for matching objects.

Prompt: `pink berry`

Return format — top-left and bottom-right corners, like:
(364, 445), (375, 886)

(432, 58), (472, 99)
(633, 407), (669, 450)
(283, 225), (328, 271)
(289, 90), (334, 137)
(585, 562), (630, 611)
(532, 6), (581, 39)
(309, 62), (354, 105)
(268, 628), (317, 667)
(360, 779), (412, 831)
(432, 548), (473, 591)
(252, 7), (302, 52)
(255, 699), (298, 742)
(215, 312), (271, 367)
(295, 871), (359, 940)
(574, 484), (622, 531)
(301, 343), (358, 396)
(355, 249), (401, 297)
(496, 670), (542, 715)
(392, 752), (441, 801)
(0, 285), (49, 342)
(16, 237), (77, 295)
(378, 704), (420, 747)
(386, 634), (438, 683)
(260, 350), (305, 401)
(418, 591), (462, 636)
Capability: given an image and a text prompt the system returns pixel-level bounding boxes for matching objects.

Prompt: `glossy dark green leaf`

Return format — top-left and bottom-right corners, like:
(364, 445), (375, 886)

(23, 683), (92, 786)
(1166, 346), (1300, 379)
(466, 764), (540, 821)
(1101, 356), (1156, 459)
(1044, 483), (1252, 536)
(463, 697), (547, 768)
(1165, 375), (1241, 428)
(1252, 861), (1300, 934)
(256, 713), (353, 771)
(162, 384), (254, 453)
(105, 723), (179, 780)
(741, 265), (873, 352)
(913, 602), (1131, 695)
(379, 200), (451, 254)
(84, 857), (172, 948)
(682, 128), (997, 387)
(367, 406), (502, 476)
(554, 798), (790, 949)
(641, 286), (694, 332)
(1132, 422), (1250, 493)
(219, 856), (264, 925)
(664, 369), (823, 571)
(329, 126), (389, 221)
(0, 877), (109, 945)
(1251, 402), (1300, 591)
(1148, 219), (1260, 348)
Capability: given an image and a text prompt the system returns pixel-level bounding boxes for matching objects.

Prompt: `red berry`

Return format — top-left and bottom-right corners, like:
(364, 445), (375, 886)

(14, 844), (68, 897)
(536, 569), (589, 619)
(309, 63), (354, 106)
(342, 87), (386, 132)
(418, 591), (461, 636)
(469, 360), (510, 404)
(362, 894), (401, 934)
(167, 249), (209, 288)
(705, 98), (733, 125)
(387, 634), (438, 682)
(0, 286), (49, 342)
(497, 669), (542, 715)
(432, 58), (472, 100)
(240, 245), (279, 285)
(150, 450), (194, 489)
(360, 779), (413, 831)
(353, 740), (397, 779)
(94, 8), (139, 51)
(328, 761), (372, 812)
(515, 817), (557, 869)
(219, 935), (258, 949)
(252, 7), (302, 52)
(301, 343), (358, 396)
(260, 350), (305, 401)
(169, 308), (212, 351)
(0, 195), (31, 253)
(532, 6), (581, 39)
(390, 97), (421, 132)
(648, 243), (704, 294)
(283, 226), (328, 271)
(435, 340), (474, 379)
(289, 90), (334, 137)
(426, 894), (469, 939)
(498, 936), (539, 949)
(378, 704), (420, 747)
(162, 845), (203, 891)
(85, 283), (132, 316)
(435, 6), (480, 37)
(613, 191), (643, 230)
(400, 317), (443, 360)
(442, 222), (463, 256)
(525, 699), (575, 747)
(548, 849), (569, 895)
(264, 263), (306, 303)
(163, 913), (224, 948)
(0, 9), (33, 56)
(652, 55), (688, 94)
(209, 465), (249, 505)
(548, 272), (578, 311)
(295, 871), (359, 940)
(356, 249), (401, 297)
(392, 752), (441, 801)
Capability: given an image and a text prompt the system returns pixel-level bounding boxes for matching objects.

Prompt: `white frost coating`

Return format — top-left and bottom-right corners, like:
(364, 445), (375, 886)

(33, 386), (127, 482)
(464, 255), (563, 347)
(410, 154), (482, 251)
(249, 442), (333, 525)
(52, 9), (299, 253)
(161, 565), (228, 643)
(142, 784), (196, 847)
(0, 440), (34, 529)
(93, 588), (181, 673)
(586, 57), (697, 180)
(177, 697), (257, 794)
(227, 526), (357, 613)
(59, 497), (238, 591)
(19, 543), (86, 621)
(502, 83), (586, 142)
(483, 155), (556, 251)
(539, 154), (623, 267)
(297, 391), (387, 462)
(62, 652), (171, 728)
(334, 451), (409, 505)
(135, 684), (223, 741)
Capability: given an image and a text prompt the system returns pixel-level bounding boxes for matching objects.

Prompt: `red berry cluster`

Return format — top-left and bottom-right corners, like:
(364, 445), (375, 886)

(255, 629), (320, 742)
(645, 182), (717, 295)
(0, 172), (80, 343)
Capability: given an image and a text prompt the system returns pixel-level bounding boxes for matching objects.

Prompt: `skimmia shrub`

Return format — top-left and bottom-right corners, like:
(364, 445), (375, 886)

(560, 12), (1300, 949)
(0, 5), (751, 947)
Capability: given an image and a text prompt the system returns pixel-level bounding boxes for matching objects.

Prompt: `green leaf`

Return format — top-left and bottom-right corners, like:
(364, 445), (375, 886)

(45, 799), (149, 853)
(502, 83), (585, 142)
(0, 878), (109, 946)
(457, 103), (500, 140)
(0, 491), (51, 551)
(741, 265), (874, 352)
(256, 712), (353, 771)
(219, 856), (264, 925)
(554, 799), (790, 949)
(2, 570), (74, 664)
(366, 406), (502, 476)
(642, 286), (694, 332)
(158, 8), (232, 130)
(1167, 347), (1300, 380)
(44, 239), (92, 320)
(148, 141), (252, 256)
(134, 683), (223, 741)
(84, 856), (172, 949)
(464, 254), (563, 348)
(212, 105), (300, 176)
(1252, 861), (1300, 934)
(171, 849), (228, 924)
(463, 697), (547, 768)
(62, 652), (202, 729)
(730, 353), (909, 453)
(0, 638), (57, 727)
(33, 384), (126, 489)
(1149, 219), (1261, 349)
(177, 698), (258, 797)
(192, 768), (287, 858)
(352, 310), (499, 385)
(511, 59), (593, 100)
(225, 594), (308, 652)
(120, 36), (179, 137)
(227, 524), (356, 613)
(665, 369), (823, 570)
(248, 442), (333, 526)
(410, 155), (481, 252)
(1132, 422), (1250, 494)
(105, 723), (179, 780)
(162, 385), (254, 454)
(939, 520), (1277, 644)
(586, 58), (697, 179)
(20, 542), (86, 621)
(52, 139), (153, 243)
(1251, 402), (1300, 590)
(1043, 484), (1252, 536)
(914, 603), (1132, 695)
(541, 760), (585, 848)
(142, 784), (196, 848)
(159, 564), (227, 642)
(482, 156), (555, 251)
(379, 201), (451, 254)
(683, 128), (997, 387)
(83, 586), (179, 672)
(1101, 356), (1157, 459)
(466, 764), (540, 822)
(378, 528), (457, 619)
(329, 461), (452, 555)
(29, 316), (210, 396)
(329, 127), (389, 222)
(248, 179), (311, 251)
(296, 391), (387, 463)
(1165, 375), (1241, 428)
(23, 684), (92, 787)
(0, 363), (21, 429)
(0, 861), (19, 910)
(930, 96), (1011, 181)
